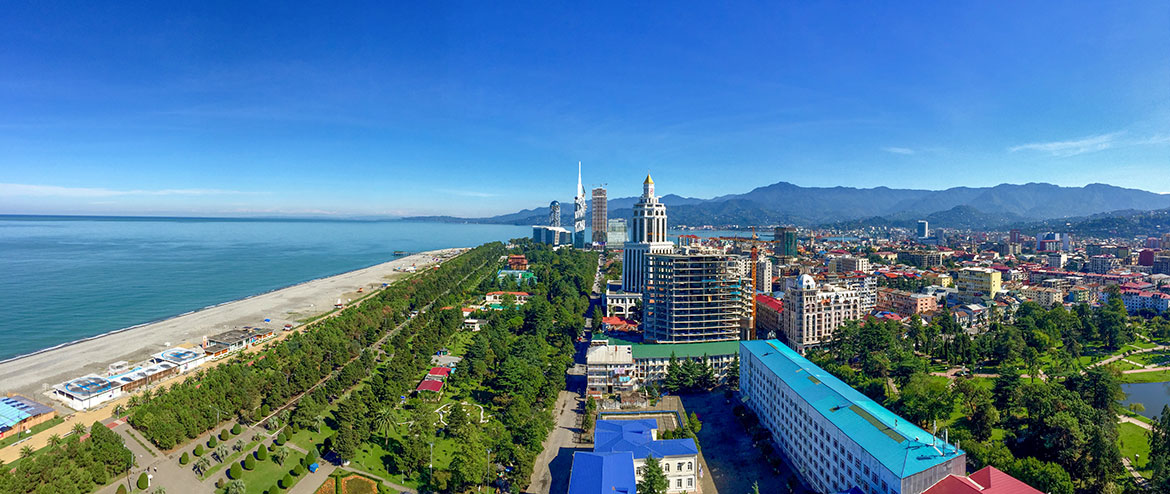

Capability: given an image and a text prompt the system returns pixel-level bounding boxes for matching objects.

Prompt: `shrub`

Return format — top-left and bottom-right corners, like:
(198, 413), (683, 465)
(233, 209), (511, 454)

(208, 435), (218, 448)
(257, 444), (269, 461)
(195, 444), (205, 456)
(281, 473), (294, 489)
(137, 472), (149, 490)
(116, 484), (127, 494)
(180, 451), (190, 465)
(273, 432), (285, 446)
(216, 478), (225, 489)
(305, 446), (318, 464)
(244, 455), (256, 470)
(230, 463), (243, 479)
(232, 423), (242, 435)
(293, 464), (305, 476)
(220, 429), (230, 441)
(261, 404), (270, 416)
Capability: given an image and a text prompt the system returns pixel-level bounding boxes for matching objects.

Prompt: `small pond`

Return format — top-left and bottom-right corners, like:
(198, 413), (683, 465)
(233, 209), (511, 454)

(1122, 381), (1170, 419)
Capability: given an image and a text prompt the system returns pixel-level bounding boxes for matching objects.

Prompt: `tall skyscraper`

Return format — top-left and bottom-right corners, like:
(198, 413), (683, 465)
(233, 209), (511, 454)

(622, 174), (674, 292)
(606, 219), (627, 248)
(549, 201), (561, 228)
(1009, 229), (1021, 244)
(916, 220), (929, 238)
(574, 162), (587, 249)
(592, 186), (607, 244)
(774, 226), (798, 257)
(642, 253), (748, 343)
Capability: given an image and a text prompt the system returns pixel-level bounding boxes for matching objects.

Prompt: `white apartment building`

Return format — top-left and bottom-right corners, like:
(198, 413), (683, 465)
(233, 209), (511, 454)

(586, 345), (637, 399)
(781, 275), (863, 353)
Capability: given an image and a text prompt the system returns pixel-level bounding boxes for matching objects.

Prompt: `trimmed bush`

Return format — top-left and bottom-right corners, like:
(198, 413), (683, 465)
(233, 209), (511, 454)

(305, 446), (318, 464)
(208, 435), (218, 448)
(194, 444), (205, 456)
(281, 473), (294, 489)
(116, 484), (127, 494)
(231, 423), (242, 435)
(216, 478), (224, 489)
(273, 432), (285, 446)
(219, 429), (230, 441)
(180, 451), (190, 465)
(244, 455), (256, 470)
(293, 464), (305, 476)
(260, 404), (270, 416)
(256, 444), (269, 461)
(137, 472), (149, 490)
(230, 462), (243, 480)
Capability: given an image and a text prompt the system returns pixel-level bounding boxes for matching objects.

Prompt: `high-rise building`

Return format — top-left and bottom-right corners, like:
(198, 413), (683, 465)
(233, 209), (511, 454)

(774, 226), (798, 257)
(622, 175), (674, 293)
(956, 267), (1002, 302)
(591, 187), (607, 245)
(780, 275), (863, 353)
(549, 201), (561, 228)
(754, 257), (773, 293)
(1009, 229), (1021, 244)
(574, 163), (587, 249)
(606, 219), (627, 249)
(916, 220), (929, 239)
(642, 253), (749, 343)
(533, 225), (572, 246)
(1153, 255), (1170, 275)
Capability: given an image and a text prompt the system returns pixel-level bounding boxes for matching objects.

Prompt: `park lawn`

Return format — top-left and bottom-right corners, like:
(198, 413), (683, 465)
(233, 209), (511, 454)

(1118, 422), (1153, 478)
(1119, 369), (1170, 384)
(350, 432), (460, 491)
(444, 330), (475, 357)
(1130, 340), (1158, 350)
(219, 449), (307, 494)
(1107, 361), (1144, 372)
(1130, 351), (1170, 367)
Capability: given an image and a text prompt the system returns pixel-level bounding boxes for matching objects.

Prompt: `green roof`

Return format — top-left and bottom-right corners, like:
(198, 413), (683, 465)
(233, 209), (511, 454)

(604, 335), (740, 359)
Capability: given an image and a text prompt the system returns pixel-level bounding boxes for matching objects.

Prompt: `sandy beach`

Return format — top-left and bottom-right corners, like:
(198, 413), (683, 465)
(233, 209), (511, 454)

(0, 248), (466, 401)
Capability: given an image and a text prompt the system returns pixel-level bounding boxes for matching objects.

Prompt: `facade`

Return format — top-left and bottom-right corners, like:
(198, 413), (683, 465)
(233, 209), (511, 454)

(604, 284), (641, 319)
(586, 345), (637, 398)
(549, 201), (562, 228)
(831, 256), (870, 274)
(756, 294), (784, 340)
(1019, 286), (1064, 308)
(151, 347), (208, 373)
(593, 420), (700, 494)
(574, 163), (587, 249)
(781, 275), (863, 353)
(607, 219), (628, 248)
(1155, 256), (1170, 275)
(533, 225), (572, 246)
(622, 175), (674, 293)
(507, 254), (529, 270)
(1088, 255), (1120, 274)
(53, 375), (121, 410)
(1105, 288), (1170, 314)
(775, 226), (798, 257)
(917, 220), (929, 238)
(592, 187), (608, 245)
(841, 274), (878, 312)
(643, 253), (748, 343)
(956, 267), (1002, 302)
(602, 336), (740, 384)
(898, 251), (943, 268)
(485, 291), (531, 305)
(740, 340), (965, 494)
(754, 257), (774, 292)
(877, 287), (938, 317)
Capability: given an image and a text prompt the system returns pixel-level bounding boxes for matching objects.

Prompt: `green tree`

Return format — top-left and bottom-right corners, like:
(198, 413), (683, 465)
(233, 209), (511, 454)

(969, 402), (1000, 442)
(899, 373), (954, 427)
(272, 446), (290, 466)
(373, 404), (397, 447)
(229, 462), (243, 479)
(256, 444), (268, 461)
(243, 454), (255, 470)
(137, 472), (149, 490)
(194, 444), (205, 456)
(637, 456), (669, 494)
(117, 484), (128, 494)
(446, 403), (470, 439)
(180, 451), (190, 465)
(225, 479), (246, 494)
(726, 354), (740, 389)
(1150, 405), (1170, 494)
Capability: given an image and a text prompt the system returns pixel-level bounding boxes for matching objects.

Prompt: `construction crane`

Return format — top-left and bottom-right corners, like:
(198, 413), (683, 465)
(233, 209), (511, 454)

(712, 227), (778, 340)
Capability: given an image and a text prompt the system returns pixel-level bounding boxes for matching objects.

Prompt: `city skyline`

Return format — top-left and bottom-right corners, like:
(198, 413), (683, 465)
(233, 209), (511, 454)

(2, 2), (1168, 217)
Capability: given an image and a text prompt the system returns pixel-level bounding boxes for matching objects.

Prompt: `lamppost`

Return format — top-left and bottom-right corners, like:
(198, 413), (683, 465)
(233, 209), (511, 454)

(483, 447), (492, 493)
(428, 441), (434, 479)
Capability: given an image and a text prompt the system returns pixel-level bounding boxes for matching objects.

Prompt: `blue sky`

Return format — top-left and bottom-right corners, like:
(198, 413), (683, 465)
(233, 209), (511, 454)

(1, 2), (1168, 217)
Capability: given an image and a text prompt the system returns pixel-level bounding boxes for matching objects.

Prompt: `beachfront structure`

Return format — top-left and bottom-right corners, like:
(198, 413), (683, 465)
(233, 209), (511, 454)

(643, 253), (749, 343)
(740, 340), (965, 494)
(780, 275), (864, 353)
(107, 361), (180, 393)
(53, 375), (121, 410)
(567, 451), (636, 494)
(623, 175), (674, 293)
(0, 395), (57, 440)
(592, 186), (608, 245)
(586, 345), (637, 399)
(151, 347), (208, 373)
(593, 419), (700, 493)
(574, 163), (588, 249)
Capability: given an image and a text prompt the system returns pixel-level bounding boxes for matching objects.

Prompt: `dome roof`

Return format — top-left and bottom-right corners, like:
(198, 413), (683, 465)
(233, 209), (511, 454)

(796, 274), (817, 290)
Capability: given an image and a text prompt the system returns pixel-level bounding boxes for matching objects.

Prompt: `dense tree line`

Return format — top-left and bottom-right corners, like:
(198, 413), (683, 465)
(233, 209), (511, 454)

(808, 297), (1147, 494)
(127, 243), (505, 449)
(0, 422), (134, 494)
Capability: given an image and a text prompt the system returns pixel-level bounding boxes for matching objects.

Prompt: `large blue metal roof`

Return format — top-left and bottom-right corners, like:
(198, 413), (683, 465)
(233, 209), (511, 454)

(567, 451), (636, 494)
(741, 340), (963, 478)
(593, 419), (698, 459)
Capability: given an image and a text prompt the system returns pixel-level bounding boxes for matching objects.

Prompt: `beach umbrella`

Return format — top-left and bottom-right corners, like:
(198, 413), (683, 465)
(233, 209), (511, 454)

(264, 318), (270, 323)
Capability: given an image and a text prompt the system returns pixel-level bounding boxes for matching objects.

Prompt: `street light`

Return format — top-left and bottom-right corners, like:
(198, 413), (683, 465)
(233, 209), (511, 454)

(429, 441), (434, 479)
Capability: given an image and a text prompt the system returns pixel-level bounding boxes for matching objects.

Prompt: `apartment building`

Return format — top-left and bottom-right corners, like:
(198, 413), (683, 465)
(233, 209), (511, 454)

(780, 275), (863, 353)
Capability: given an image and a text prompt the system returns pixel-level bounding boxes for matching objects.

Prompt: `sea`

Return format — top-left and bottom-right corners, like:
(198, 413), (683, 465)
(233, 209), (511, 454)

(0, 215), (530, 362)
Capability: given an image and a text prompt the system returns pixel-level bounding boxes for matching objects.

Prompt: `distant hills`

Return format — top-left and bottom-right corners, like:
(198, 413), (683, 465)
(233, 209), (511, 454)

(403, 181), (1170, 232)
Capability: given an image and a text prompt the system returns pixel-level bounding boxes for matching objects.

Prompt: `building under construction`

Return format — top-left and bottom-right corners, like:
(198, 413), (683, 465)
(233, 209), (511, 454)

(642, 253), (750, 343)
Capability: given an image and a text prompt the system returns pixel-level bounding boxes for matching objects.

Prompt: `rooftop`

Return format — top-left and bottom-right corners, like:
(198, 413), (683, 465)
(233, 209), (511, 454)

(741, 340), (962, 478)
(586, 345), (633, 365)
(593, 419), (698, 459)
(606, 335), (741, 359)
(567, 451), (636, 494)
(0, 396), (52, 429)
(922, 466), (1043, 494)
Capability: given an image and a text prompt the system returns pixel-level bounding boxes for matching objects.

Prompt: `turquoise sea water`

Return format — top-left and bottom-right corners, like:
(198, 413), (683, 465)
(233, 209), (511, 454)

(0, 215), (529, 361)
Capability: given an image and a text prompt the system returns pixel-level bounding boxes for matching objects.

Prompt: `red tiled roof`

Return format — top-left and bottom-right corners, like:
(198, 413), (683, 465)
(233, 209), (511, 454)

(416, 380), (444, 392)
(487, 291), (530, 296)
(756, 294), (783, 312)
(428, 367), (451, 377)
(924, 467), (1043, 494)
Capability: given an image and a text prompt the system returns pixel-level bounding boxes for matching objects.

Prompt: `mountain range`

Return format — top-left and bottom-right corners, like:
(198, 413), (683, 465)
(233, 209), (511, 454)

(404, 182), (1170, 231)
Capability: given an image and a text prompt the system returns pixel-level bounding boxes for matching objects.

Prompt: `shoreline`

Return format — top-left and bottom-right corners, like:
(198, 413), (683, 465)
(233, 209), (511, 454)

(0, 248), (467, 401)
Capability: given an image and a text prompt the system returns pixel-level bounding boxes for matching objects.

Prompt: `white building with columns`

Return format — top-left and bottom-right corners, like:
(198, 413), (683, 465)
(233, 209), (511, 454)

(622, 174), (674, 293)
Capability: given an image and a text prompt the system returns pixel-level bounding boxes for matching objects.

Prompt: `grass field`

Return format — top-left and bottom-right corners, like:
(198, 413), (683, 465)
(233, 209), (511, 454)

(218, 449), (307, 494)
(1118, 422), (1153, 478)
(1108, 360), (1145, 372)
(1120, 369), (1170, 384)
(1130, 351), (1170, 367)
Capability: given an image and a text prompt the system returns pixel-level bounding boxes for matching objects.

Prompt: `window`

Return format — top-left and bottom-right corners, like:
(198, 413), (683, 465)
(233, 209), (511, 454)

(677, 462), (683, 471)
(688, 478), (694, 488)
(664, 463), (670, 472)
(677, 479), (682, 488)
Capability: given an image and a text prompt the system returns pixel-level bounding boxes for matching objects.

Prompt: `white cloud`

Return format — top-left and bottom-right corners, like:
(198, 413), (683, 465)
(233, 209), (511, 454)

(0, 183), (249, 197)
(882, 147), (916, 155)
(1008, 132), (1123, 157)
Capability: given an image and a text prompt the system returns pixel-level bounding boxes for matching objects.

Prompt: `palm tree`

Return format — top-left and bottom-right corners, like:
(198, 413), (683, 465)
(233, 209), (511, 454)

(373, 405), (396, 447)
(214, 444), (230, 463)
(19, 445), (34, 458)
(313, 415), (325, 433)
(114, 404), (127, 416)
(232, 439), (244, 452)
(48, 434), (62, 448)
(152, 487), (166, 494)
(225, 479), (246, 494)
(194, 456), (211, 476)
(127, 395), (141, 408)
(71, 423), (88, 437)
(272, 446), (289, 465)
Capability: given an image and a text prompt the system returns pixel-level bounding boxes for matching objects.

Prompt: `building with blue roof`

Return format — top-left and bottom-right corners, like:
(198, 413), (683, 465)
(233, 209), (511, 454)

(567, 451), (636, 494)
(0, 395), (57, 440)
(592, 419), (699, 493)
(740, 340), (965, 494)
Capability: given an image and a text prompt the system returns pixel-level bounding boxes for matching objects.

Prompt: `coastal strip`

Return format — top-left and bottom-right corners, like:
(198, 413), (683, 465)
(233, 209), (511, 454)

(0, 248), (466, 401)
